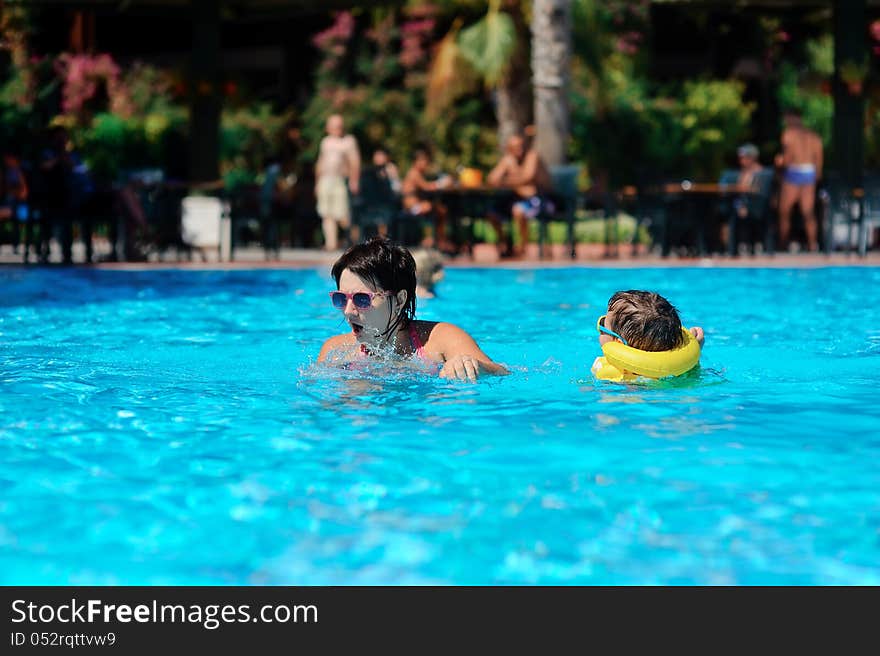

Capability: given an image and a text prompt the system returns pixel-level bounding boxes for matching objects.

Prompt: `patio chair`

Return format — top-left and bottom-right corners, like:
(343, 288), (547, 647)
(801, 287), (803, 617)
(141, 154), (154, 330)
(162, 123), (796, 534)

(820, 172), (862, 255)
(537, 163), (581, 259)
(353, 166), (411, 243)
(227, 183), (272, 260)
(860, 172), (880, 255)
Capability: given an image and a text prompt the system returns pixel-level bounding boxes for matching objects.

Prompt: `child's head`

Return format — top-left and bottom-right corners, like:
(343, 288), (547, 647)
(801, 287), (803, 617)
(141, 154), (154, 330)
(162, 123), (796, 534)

(410, 248), (445, 297)
(412, 148), (432, 171)
(372, 148), (389, 167)
(603, 290), (684, 352)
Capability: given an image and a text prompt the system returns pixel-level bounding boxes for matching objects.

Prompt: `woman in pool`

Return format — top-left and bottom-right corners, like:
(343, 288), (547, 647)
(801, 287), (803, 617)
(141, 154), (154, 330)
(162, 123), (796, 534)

(318, 238), (507, 381)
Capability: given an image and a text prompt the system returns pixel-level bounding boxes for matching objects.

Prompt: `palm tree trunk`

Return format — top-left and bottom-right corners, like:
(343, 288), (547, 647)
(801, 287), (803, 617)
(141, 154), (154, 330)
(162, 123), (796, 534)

(496, 67), (532, 149)
(495, 1), (533, 149)
(531, 0), (571, 166)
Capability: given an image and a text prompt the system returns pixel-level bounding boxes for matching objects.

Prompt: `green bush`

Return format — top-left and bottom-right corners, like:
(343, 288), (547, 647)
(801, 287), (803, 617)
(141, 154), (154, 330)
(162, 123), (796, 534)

(221, 103), (293, 190)
(777, 62), (832, 149)
(571, 57), (753, 185)
(470, 212), (650, 246)
(673, 80), (755, 180)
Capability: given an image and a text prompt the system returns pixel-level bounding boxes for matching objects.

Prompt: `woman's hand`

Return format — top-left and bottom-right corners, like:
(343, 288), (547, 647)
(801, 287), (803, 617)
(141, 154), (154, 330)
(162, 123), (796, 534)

(439, 354), (484, 382)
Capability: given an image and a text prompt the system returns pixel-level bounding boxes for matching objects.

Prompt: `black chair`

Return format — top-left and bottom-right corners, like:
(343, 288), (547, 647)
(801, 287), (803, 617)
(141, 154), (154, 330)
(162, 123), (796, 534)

(227, 182), (272, 260)
(860, 172), (880, 256)
(536, 164), (581, 259)
(353, 167), (413, 243)
(820, 172), (861, 255)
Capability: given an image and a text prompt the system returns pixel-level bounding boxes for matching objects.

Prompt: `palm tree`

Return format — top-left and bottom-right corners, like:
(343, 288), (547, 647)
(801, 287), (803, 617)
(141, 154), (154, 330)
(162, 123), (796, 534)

(426, 0), (532, 149)
(531, 0), (571, 166)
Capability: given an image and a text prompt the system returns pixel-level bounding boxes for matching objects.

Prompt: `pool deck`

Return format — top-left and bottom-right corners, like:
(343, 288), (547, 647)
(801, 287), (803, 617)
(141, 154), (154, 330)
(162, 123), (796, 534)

(2, 240), (879, 269)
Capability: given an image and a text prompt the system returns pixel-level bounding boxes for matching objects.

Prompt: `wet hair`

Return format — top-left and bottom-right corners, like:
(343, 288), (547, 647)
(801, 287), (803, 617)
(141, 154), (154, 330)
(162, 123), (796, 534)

(607, 290), (684, 351)
(331, 237), (417, 328)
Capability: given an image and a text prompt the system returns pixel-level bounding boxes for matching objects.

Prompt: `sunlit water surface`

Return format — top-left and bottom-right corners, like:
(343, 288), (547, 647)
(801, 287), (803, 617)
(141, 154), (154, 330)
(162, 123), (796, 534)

(1, 266), (879, 584)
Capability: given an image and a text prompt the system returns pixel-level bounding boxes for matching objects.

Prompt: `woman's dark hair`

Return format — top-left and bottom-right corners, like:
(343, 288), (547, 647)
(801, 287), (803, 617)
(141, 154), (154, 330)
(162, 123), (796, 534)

(331, 238), (417, 327)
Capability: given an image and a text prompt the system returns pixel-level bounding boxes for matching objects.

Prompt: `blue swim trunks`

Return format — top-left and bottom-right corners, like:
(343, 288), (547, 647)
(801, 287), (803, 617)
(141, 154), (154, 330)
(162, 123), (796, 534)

(514, 195), (555, 219)
(784, 165), (816, 186)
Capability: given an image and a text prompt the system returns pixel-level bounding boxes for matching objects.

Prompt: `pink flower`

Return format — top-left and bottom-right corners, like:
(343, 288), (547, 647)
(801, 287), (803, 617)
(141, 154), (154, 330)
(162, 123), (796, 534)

(312, 12), (355, 50)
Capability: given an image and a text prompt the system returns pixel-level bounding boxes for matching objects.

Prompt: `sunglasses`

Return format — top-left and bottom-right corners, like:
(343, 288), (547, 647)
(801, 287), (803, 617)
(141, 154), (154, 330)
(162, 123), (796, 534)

(596, 315), (628, 346)
(329, 290), (391, 310)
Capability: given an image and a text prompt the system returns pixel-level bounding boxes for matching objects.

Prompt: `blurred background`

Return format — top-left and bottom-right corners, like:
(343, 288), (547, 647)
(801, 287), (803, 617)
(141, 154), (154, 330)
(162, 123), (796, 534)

(1, 0), (879, 261)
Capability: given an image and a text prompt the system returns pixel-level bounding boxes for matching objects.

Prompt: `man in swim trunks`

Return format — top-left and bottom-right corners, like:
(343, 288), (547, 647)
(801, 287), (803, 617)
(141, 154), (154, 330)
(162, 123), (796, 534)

(487, 133), (553, 257)
(775, 108), (823, 252)
(316, 114), (361, 251)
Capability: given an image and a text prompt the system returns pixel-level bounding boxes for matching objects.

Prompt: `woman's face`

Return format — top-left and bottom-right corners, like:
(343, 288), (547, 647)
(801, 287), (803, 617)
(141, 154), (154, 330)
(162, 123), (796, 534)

(338, 269), (403, 345)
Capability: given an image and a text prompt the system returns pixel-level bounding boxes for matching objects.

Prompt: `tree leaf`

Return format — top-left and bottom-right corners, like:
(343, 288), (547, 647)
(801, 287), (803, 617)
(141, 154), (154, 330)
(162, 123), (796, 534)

(426, 20), (479, 118)
(457, 6), (517, 87)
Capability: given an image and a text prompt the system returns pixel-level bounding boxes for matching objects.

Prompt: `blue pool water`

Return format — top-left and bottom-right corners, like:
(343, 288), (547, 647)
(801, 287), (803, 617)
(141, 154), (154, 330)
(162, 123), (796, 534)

(1, 265), (879, 585)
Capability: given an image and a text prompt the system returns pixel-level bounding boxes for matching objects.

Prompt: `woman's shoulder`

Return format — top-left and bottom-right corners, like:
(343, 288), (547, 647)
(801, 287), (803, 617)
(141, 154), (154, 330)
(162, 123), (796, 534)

(416, 320), (475, 347)
(318, 333), (358, 361)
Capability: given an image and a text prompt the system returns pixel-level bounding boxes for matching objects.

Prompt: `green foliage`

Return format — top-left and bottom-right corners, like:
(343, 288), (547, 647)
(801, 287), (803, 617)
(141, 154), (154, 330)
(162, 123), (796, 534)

(674, 80), (754, 180)
(805, 34), (834, 77)
(571, 54), (754, 184)
(457, 0), (516, 86)
(221, 103), (293, 189)
(426, 97), (498, 170)
(302, 9), (499, 174)
(777, 62), (832, 148)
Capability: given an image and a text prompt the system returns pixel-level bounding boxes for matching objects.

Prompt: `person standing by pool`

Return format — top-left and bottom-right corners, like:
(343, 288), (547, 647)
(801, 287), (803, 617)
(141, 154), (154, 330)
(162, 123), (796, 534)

(318, 238), (507, 381)
(775, 107), (823, 252)
(315, 114), (361, 251)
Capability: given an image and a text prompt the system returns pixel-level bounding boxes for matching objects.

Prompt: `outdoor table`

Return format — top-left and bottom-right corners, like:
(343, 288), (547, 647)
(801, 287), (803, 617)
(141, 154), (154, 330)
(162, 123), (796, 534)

(649, 181), (759, 257)
(424, 185), (518, 253)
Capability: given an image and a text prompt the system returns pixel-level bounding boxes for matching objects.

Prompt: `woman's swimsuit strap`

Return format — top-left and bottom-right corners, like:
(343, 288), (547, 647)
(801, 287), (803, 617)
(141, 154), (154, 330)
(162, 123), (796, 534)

(408, 323), (426, 358)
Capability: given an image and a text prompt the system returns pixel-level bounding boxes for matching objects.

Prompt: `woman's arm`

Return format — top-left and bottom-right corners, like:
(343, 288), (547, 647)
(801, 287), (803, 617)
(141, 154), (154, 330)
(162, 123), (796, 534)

(318, 333), (356, 362)
(428, 322), (508, 381)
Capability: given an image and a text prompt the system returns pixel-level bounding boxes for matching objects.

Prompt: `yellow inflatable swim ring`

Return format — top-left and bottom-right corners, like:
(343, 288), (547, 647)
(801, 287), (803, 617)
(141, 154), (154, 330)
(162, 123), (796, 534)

(592, 328), (701, 382)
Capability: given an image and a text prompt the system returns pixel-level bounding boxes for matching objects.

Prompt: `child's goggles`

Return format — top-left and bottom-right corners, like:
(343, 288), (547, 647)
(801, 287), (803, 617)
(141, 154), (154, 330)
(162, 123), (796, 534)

(596, 315), (629, 345)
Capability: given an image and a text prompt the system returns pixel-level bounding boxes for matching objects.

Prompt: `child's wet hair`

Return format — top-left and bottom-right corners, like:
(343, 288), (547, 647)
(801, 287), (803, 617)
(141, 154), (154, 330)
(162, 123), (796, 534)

(331, 238), (417, 323)
(607, 290), (684, 351)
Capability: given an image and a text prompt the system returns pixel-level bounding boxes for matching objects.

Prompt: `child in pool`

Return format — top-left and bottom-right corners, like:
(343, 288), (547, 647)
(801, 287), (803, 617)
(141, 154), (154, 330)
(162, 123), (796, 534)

(592, 290), (705, 379)
(410, 247), (445, 299)
(318, 238), (507, 382)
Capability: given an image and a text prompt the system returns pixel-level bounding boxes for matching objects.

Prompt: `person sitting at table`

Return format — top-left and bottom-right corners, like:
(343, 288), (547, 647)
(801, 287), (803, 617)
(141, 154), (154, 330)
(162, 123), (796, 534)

(401, 148), (453, 252)
(486, 132), (553, 258)
(372, 147), (402, 195)
(718, 143), (767, 255)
